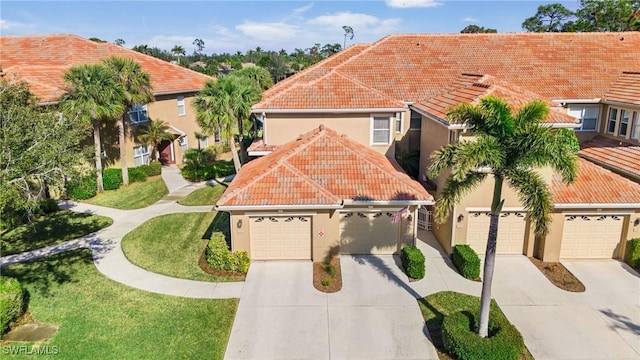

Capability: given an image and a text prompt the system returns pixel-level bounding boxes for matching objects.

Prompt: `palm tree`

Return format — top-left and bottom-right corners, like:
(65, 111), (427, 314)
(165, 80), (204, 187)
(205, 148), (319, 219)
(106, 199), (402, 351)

(137, 119), (174, 162)
(61, 64), (125, 193)
(234, 66), (274, 90)
(171, 45), (186, 63)
(428, 96), (578, 337)
(193, 75), (261, 172)
(103, 57), (154, 186)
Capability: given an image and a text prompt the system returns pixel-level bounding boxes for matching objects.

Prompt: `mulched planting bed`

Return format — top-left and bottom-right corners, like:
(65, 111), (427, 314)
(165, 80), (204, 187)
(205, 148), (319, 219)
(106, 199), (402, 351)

(198, 250), (246, 281)
(313, 257), (342, 293)
(529, 257), (585, 292)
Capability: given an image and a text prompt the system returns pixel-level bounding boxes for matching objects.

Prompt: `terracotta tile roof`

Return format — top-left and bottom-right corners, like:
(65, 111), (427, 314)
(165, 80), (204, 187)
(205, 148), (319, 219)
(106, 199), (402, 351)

(247, 139), (279, 154)
(412, 74), (577, 125)
(580, 136), (640, 180)
(603, 71), (640, 106)
(256, 32), (640, 111)
(0, 34), (212, 102)
(217, 125), (434, 207)
(552, 158), (640, 205)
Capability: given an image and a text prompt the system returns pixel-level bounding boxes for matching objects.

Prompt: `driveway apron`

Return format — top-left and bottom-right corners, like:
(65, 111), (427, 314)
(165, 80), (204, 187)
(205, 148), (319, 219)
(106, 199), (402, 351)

(225, 257), (438, 360)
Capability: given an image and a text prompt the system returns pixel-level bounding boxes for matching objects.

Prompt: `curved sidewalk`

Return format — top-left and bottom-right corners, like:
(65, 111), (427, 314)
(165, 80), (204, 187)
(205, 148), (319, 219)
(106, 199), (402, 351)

(1, 179), (243, 299)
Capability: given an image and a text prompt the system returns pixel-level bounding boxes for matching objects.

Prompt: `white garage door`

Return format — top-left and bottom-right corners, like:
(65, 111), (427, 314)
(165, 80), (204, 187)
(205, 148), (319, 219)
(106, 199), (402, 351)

(467, 212), (526, 254)
(560, 215), (624, 259)
(339, 211), (400, 254)
(250, 216), (311, 260)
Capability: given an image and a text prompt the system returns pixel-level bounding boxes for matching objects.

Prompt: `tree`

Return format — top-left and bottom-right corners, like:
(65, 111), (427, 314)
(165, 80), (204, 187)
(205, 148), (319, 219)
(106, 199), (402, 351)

(89, 37), (107, 43)
(234, 66), (274, 90)
(343, 25), (354, 49)
(193, 38), (205, 56)
(573, 0), (640, 31)
(61, 64), (125, 193)
(102, 57), (154, 186)
(460, 25), (498, 33)
(522, 4), (575, 32)
(137, 119), (173, 162)
(171, 45), (186, 64)
(428, 96), (578, 337)
(132, 44), (153, 55)
(1, 79), (88, 227)
(114, 38), (126, 46)
(193, 76), (261, 172)
(321, 43), (342, 58)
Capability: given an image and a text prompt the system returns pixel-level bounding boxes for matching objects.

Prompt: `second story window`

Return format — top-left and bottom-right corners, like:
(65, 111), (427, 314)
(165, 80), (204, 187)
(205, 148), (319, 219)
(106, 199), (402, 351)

(129, 104), (148, 124)
(410, 111), (422, 130)
(618, 110), (630, 137)
(607, 108), (618, 134)
(371, 116), (391, 145)
(631, 112), (639, 140)
(567, 105), (598, 131)
(177, 96), (186, 116)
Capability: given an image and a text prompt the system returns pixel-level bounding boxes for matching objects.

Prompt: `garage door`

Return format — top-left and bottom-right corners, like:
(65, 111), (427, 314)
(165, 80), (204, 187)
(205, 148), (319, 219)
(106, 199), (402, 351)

(467, 212), (526, 254)
(560, 215), (624, 259)
(250, 216), (311, 260)
(339, 211), (399, 254)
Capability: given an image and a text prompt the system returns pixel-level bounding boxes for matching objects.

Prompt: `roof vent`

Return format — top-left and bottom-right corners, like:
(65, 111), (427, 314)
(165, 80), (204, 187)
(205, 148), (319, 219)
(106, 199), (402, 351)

(319, 124), (325, 131)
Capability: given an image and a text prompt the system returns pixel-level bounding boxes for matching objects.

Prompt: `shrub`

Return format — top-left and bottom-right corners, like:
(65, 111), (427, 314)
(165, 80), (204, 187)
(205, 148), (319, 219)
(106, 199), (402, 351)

(137, 162), (162, 177)
(452, 245), (481, 280)
(625, 238), (640, 270)
(102, 168), (123, 191)
(322, 279), (331, 286)
(0, 277), (26, 335)
(38, 198), (60, 214)
(401, 245), (426, 279)
(182, 160), (236, 181)
(323, 263), (337, 277)
(128, 167), (147, 183)
(442, 311), (524, 360)
(67, 174), (97, 200)
(205, 232), (250, 273)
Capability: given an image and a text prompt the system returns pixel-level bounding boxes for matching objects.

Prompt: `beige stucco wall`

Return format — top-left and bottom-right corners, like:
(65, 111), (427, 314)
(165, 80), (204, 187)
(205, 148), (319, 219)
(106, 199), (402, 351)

(103, 92), (217, 168)
(418, 115), (450, 182)
(263, 112), (406, 158)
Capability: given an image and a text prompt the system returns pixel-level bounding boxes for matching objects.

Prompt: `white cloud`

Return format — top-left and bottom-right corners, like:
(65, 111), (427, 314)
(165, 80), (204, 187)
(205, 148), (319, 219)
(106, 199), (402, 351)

(385, 0), (443, 8)
(293, 3), (314, 15)
(463, 17), (479, 23)
(236, 22), (301, 41)
(0, 19), (35, 30)
(306, 11), (402, 36)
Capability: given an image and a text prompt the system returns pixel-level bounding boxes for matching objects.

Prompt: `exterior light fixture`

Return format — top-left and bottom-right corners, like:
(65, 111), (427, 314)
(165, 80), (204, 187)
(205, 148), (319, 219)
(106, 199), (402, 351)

(237, 219), (243, 229)
(457, 214), (465, 223)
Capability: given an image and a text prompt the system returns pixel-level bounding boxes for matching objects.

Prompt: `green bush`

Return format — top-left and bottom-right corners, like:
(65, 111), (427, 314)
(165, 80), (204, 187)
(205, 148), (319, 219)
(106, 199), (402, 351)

(128, 167), (147, 183)
(0, 277), (26, 335)
(442, 311), (524, 360)
(205, 232), (250, 273)
(137, 162), (162, 177)
(401, 245), (426, 279)
(103, 168), (123, 191)
(182, 161), (235, 181)
(625, 238), (640, 269)
(38, 198), (60, 214)
(323, 263), (337, 277)
(452, 245), (481, 280)
(67, 174), (97, 200)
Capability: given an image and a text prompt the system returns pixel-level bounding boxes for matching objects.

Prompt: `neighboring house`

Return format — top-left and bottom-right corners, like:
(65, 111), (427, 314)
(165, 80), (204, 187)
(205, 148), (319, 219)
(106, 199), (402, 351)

(0, 34), (216, 166)
(234, 32), (640, 261)
(217, 125), (433, 261)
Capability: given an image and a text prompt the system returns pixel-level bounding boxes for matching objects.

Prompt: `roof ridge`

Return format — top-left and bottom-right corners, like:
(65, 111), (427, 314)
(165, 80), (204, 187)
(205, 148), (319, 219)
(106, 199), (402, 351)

(280, 160), (341, 204)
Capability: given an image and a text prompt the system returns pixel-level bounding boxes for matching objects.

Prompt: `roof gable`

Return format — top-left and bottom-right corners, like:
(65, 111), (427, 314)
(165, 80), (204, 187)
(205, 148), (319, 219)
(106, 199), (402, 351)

(580, 136), (640, 180)
(603, 71), (640, 106)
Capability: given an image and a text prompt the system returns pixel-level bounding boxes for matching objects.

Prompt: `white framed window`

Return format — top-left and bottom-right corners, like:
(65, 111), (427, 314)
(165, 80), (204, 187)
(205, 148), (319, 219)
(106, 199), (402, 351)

(410, 111), (422, 130)
(618, 109), (630, 137)
(177, 96), (186, 116)
(567, 105), (598, 131)
(395, 117), (402, 133)
(631, 112), (640, 140)
(133, 145), (150, 166)
(178, 135), (188, 153)
(449, 130), (458, 144)
(201, 136), (209, 148)
(371, 115), (391, 145)
(129, 104), (148, 124)
(607, 108), (618, 134)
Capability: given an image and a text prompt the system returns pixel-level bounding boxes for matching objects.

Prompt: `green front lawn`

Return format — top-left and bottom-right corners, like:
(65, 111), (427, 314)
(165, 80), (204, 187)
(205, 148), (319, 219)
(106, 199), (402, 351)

(0, 211), (113, 256)
(121, 211), (240, 282)
(418, 291), (533, 360)
(86, 177), (168, 209)
(1, 249), (238, 359)
(178, 184), (227, 206)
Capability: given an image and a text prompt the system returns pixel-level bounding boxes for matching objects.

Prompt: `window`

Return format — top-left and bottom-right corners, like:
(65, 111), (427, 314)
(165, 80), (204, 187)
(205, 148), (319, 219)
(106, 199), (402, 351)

(631, 112), (640, 140)
(410, 112), (422, 130)
(395, 117), (402, 133)
(618, 110), (630, 137)
(371, 116), (391, 145)
(449, 130), (457, 144)
(133, 145), (150, 166)
(129, 104), (148, 123)
(567, 105), (598, 131)
(177, 96), (186, 116)
(607, 108), (618, 134)
(214, 130), (221, 143)
(178, 135), (187, 154)
(201, 136), (209, 148)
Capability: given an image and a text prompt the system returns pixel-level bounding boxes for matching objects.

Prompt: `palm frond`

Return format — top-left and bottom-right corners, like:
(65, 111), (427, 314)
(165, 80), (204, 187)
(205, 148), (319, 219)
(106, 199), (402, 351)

(513, 99), (548, 128)
(427, 143), (459, 179)
(450, 136), (505, 181)
(506, 168), (553, 236)
(434, 172), (487, 224)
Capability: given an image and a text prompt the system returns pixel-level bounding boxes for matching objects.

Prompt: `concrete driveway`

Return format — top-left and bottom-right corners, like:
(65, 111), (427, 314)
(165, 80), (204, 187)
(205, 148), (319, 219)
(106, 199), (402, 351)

(224, 256), (437, 360)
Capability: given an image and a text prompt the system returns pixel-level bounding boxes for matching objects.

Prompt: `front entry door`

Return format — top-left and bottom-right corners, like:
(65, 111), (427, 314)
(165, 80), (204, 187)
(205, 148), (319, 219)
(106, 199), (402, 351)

(158, 140), (175, 165)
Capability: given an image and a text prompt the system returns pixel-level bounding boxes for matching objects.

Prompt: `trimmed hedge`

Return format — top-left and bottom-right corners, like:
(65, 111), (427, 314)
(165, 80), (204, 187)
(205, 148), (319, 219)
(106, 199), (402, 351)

(128, 167), (147, 183)
(205, 232), (250, 273)
(625, 238), (640, 269)
(138, 162), (162, 177)
(67, 174), (97, 200)
(401, 245), (426, 279)
(182, 161), (235, 181)
(452, 245), (481, 280)
(0, 277), (26, 335)
(103, 168), (123, 191)
(442, 310), (524, 360)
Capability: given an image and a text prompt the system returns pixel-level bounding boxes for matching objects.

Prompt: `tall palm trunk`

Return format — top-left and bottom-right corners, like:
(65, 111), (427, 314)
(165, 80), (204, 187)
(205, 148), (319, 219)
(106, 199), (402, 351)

(119, 116), (129, 186)
(93, 119), (105, 193)
(478, 175), (504, 337)
(229, 135), (241, 173)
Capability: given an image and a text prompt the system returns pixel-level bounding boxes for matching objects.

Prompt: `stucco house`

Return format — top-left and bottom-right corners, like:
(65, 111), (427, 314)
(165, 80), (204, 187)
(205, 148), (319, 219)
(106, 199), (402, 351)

(226, 32), (640, 262)
(0, 34), (216, 166)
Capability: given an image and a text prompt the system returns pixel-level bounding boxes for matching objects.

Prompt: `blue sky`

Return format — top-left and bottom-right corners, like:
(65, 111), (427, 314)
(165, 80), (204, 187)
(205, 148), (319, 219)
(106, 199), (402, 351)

(2, 1), (577, 54)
